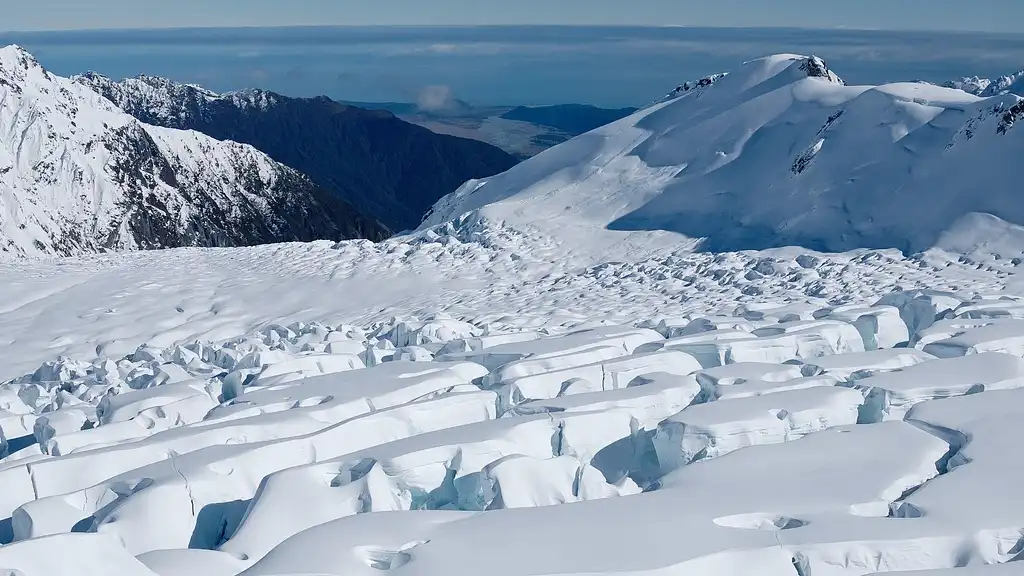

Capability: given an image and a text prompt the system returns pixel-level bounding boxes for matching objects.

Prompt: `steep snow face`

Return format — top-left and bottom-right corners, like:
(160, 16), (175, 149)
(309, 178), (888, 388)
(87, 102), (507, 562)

(0, 46), (385, 257)
(422, 54), (1024, 255)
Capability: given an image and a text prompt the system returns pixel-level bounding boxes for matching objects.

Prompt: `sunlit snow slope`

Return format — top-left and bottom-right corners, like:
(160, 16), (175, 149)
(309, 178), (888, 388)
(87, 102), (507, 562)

(4, 52), (1024, 576)
(424, 55), (1024, 254)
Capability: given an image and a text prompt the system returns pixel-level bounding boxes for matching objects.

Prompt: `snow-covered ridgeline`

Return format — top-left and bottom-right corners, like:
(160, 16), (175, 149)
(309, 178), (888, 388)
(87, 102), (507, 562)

(422, 54), (1024, 257)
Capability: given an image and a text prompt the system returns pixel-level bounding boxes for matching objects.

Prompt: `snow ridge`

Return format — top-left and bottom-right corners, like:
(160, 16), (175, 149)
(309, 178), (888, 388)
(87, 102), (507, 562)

(73, 72), (222, 126)
(74, 73), (285, 124)
(942, 76), (993, 96)
(0, 45), (384, 257)
(657, 72), (730, 104)
(982, 70), (1024, 97)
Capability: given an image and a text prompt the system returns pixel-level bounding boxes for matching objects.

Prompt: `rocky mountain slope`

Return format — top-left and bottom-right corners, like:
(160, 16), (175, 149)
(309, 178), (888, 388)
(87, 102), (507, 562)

(0, 45), (386, 257)
(75, 74), (519, 232)
(423, 55), (1024, 256)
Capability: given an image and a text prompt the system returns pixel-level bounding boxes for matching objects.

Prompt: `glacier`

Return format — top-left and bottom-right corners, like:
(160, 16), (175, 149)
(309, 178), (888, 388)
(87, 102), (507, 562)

(2, 46), (1024, 576)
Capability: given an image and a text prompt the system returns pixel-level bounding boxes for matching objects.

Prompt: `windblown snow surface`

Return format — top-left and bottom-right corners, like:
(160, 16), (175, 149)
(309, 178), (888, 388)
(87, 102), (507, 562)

(3, 54), (1024, 576)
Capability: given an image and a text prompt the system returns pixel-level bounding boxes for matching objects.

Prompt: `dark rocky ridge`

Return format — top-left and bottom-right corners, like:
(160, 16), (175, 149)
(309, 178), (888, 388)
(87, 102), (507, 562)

(101, 124), (388, 251)
(76, 74), (519, 232)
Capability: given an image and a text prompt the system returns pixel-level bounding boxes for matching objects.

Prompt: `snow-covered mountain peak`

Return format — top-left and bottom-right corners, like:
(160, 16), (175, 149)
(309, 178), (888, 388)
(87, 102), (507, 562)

(731, 54), (844, 92)
(653, 55), (840, 110)
(799, 55), (845, 85)
(0, 44), (62, 99)
(943, 76), (993, 96)
(422, 52), (1024, 258)
(226, 88), (281, 110)
(73, 71), (225, 126)
(2, 48), (137, 141)
(982, 69), (1024, 97)
(0, 44), (42, 74)
(1, 47), (385, 256)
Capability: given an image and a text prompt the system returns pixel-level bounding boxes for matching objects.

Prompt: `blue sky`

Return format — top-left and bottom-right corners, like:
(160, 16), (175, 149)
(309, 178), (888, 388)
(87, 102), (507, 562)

(4, 0), (1021, 33)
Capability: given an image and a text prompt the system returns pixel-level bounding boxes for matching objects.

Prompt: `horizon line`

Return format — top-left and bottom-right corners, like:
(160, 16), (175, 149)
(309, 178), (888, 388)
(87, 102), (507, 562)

(1, 23), (1017, 36)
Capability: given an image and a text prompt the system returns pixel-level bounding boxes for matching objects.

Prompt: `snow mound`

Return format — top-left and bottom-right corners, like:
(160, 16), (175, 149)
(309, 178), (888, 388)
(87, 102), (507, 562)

(850, 352), (1024, 421)
(649, 386), (863, 475)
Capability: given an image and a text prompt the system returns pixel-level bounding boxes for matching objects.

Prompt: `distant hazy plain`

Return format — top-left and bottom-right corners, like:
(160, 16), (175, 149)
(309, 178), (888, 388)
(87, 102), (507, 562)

(3, 26), (1023, 107)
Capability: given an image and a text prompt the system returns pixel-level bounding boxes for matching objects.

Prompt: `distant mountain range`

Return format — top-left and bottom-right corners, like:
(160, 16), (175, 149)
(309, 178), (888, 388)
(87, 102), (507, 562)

(0, 45), (386, 257)
(942, 70), (1024, 97)
(76, 75), (519, 232)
